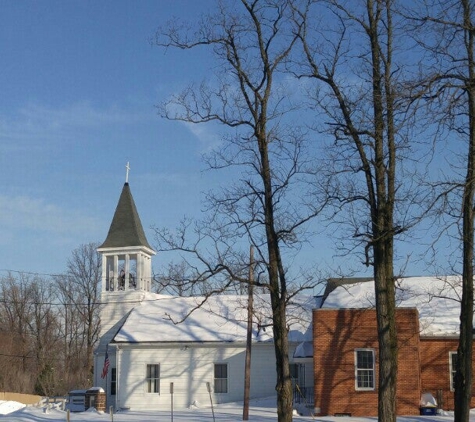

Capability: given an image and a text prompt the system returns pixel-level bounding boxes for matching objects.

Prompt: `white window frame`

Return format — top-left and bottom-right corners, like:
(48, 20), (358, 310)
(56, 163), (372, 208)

(355, 349), (375, 391)
(214, 363), (228, 394)
(449, 351), (457, 392)
(146, 363), (160, 394)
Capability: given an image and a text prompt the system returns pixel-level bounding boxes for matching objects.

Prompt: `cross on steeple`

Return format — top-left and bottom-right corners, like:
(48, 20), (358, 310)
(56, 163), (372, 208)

(125, 162), (130, 183)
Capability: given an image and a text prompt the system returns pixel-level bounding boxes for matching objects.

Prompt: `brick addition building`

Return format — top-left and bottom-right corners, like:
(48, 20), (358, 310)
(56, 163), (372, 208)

(312, 277), (475, 417)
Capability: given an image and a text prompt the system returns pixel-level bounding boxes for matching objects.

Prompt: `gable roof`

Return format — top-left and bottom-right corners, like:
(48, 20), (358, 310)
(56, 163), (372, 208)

(112, 293), (316, 344)
(99, 182), (153, 250)
(322, 276), (464, 337)
(322, 277), (373, 303)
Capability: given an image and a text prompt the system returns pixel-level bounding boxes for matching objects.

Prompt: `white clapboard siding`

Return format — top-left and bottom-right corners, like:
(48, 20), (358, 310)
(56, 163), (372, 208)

(108, 342), (297, 411)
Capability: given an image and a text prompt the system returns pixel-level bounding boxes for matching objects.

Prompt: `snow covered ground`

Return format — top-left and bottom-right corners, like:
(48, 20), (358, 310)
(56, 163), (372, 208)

(1, 398), (474, 421)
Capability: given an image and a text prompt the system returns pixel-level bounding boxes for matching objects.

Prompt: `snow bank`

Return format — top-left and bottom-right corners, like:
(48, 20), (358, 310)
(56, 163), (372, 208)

(0, 400), (25, 415)
(0, 398), (472, 421)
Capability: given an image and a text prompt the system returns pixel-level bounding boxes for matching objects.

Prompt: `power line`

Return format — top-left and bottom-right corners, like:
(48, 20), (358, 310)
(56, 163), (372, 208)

(0, 268), (157, 281)
(0, 351), (34, 360)
(0, 268), (65, 277)
(0, 295), (176, 307)
(0, 350), (80, 362)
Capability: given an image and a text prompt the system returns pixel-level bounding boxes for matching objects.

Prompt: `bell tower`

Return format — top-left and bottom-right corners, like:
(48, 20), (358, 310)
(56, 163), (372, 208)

(96, 163), (156, 347)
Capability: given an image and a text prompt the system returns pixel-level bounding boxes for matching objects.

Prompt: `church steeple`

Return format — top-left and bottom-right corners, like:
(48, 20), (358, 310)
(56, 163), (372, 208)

(95, 165), (156, 395)
(99, 182), (153, 251)
(98, 167), (155, 295)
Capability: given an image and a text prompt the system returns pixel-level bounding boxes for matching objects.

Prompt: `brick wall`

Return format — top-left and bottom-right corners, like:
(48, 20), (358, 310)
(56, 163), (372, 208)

(313, 308), (421, 417)
(420, 337), (475, 411)
(85, 390), (106, 412)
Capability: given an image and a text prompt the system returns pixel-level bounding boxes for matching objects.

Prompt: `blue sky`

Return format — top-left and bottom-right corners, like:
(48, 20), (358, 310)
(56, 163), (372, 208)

(0, 1), (453, 280)
(0, 1), (223, 276)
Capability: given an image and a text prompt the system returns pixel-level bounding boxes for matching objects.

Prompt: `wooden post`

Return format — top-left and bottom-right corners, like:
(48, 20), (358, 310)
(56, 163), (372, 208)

(170, 382), (174, 422)
(206, 382), (216, 422)
(243, 245), (254, 420)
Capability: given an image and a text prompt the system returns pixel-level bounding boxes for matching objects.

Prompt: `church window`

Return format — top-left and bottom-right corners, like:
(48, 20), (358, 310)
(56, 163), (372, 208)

(214, 363), (228, 393)
(111, 368), (116, 395)
(146, 364), (160, 393)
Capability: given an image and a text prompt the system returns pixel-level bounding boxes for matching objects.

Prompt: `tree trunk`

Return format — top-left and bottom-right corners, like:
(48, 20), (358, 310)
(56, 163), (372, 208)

(271, 293), (292, 422)
(455, 4), (475, 420)
(368, 0), (398, 418)
(374, 242), (397, 422)
(259, 133), (293, 422)
(243, 245), (254, 421)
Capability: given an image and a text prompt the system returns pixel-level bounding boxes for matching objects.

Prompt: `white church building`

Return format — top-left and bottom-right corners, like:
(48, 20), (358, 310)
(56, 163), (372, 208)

(93, 179), (314, 411)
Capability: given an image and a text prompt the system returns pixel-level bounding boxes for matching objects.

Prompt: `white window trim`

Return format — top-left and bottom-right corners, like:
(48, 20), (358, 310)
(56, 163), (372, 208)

(354, 348), (375, 391)
(449, 351), (457, 392)
(145, 363), (160, 394)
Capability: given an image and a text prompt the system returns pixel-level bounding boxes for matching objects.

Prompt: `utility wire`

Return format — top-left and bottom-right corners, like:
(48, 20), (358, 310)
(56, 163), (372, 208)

(0, 268), (157, 281)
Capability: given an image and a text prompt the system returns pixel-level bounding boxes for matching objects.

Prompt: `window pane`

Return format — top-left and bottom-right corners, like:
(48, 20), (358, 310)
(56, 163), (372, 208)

(148, 364), (158, 378)
(450, 352), (457, 391)
(215, 364), (227, 378)
(289, 364), (299, 380)
(111, 368), (117, 396)
(357, 370), (374, 388)
(215, 379), (227, 393)
(357, 351), (373, 369)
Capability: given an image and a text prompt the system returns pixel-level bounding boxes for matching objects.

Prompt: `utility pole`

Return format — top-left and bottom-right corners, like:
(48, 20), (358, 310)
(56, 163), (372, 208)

(243, 245), (254, 420)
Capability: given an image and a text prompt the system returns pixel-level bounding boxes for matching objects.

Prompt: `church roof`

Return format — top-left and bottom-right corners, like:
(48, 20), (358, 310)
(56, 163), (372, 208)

(112, 293), (316, 344)
(99, 182), (153, 250)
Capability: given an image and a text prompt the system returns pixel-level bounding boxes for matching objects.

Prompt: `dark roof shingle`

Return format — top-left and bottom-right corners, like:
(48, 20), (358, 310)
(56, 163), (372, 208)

(99, 183), (153, 250)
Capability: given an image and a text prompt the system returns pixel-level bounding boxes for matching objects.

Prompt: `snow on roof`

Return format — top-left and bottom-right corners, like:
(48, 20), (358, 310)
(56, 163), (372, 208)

(322, 276), (464, 337)
(293, 341), (313, 358)
(113, 293), (316, 344)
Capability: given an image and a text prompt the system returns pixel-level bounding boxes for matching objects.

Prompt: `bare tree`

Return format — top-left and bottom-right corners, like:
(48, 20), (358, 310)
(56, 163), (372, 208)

(0, 273), (35, 393)
(56, 276), (92, 390)
(0, 273), (62, 395)
(408, 1), (475, 419)
(0, 245), (101, 396)
(154, 260), (215, 296)
(56, 243), (101, 388)
(153, 2), (321, 421)
(296, 1), (428, 420)
(27, 279), (60, 396)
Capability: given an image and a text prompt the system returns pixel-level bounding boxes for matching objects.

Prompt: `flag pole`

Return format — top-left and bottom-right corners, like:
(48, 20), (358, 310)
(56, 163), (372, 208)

(100, 344), (110, 410)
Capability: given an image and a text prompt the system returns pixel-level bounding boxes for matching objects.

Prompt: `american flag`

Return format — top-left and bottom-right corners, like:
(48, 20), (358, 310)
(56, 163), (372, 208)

(101, 349), (110, 379)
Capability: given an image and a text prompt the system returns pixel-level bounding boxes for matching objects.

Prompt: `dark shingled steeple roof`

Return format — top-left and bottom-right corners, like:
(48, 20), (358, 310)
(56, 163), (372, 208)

(99, 183), (153, 250)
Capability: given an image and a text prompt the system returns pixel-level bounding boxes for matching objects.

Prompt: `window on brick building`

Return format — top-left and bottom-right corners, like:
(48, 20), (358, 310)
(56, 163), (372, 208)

(355, 349), (375, 390)
(449, 351), (457, 392)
